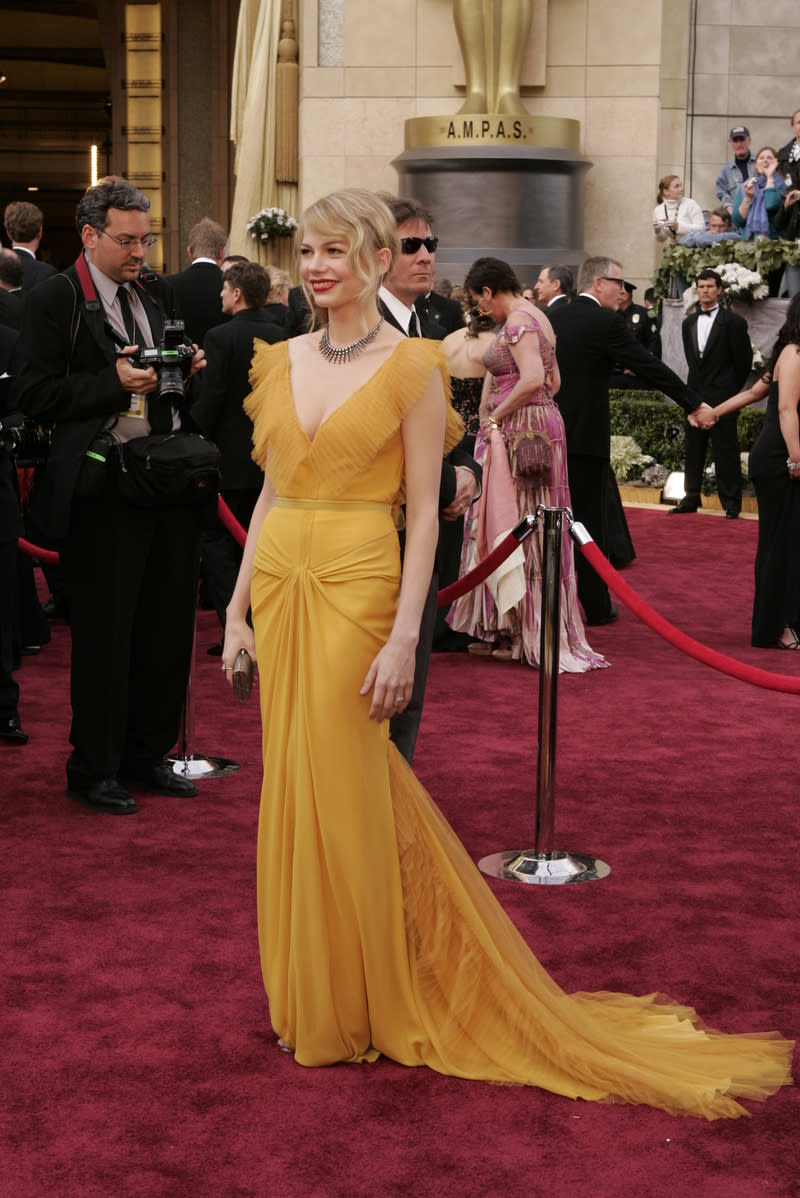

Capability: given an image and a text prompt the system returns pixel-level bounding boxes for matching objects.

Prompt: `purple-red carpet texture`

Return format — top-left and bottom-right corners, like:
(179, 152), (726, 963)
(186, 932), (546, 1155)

(2, 507), (798, 1198)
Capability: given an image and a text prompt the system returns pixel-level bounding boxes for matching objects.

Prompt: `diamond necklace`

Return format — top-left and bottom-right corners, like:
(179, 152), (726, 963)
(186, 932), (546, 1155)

(318, 316), (384, 365)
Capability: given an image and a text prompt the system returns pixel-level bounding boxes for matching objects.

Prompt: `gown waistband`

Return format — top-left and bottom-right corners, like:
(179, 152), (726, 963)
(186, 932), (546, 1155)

(273, 497), (393, 514)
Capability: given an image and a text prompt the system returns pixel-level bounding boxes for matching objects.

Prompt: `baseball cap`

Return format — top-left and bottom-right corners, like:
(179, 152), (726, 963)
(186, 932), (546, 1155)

(729, 125), (750, 139)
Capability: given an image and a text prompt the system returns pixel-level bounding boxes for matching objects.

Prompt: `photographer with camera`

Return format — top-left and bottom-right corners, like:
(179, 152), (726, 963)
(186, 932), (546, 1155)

(15, 176), (208, 814)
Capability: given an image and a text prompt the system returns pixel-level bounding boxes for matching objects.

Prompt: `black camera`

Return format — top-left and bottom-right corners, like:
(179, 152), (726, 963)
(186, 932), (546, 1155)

(0, 414), (51, 466)
(128, 319), (195, 400)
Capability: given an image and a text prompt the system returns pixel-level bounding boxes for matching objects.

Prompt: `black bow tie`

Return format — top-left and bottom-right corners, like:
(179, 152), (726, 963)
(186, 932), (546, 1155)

(699, 307), (718, 317)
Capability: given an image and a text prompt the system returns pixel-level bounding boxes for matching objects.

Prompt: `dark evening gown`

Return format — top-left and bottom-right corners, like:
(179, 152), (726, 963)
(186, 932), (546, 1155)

(748, 381), (800, 644)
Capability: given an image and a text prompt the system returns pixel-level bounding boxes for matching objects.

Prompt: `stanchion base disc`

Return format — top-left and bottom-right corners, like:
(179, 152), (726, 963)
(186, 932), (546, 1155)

(167, 754), (240, 780)
(479, 849), (610, 885)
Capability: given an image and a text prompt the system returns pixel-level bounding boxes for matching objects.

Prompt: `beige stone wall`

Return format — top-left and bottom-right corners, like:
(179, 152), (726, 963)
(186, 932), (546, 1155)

(687, 3), (800, 214)
(295, 1), (800, 292)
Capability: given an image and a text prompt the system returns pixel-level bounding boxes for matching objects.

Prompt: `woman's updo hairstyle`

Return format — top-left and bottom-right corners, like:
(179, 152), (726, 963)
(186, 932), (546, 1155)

(464, 256), (521, 298)
(299, 189), (399, 323)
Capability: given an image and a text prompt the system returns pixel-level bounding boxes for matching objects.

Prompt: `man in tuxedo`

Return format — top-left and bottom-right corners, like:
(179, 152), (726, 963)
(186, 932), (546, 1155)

(3, 201), (57, 293)
(415, 287), (464, 340)
(0, 249), (25, 330)
(164, 217), (230, 346)
(192, 260), (284, 633)
(549, 256), (708, 625)
(533, 264), (573, 310)
(377, 194), (481, 761)
(16, 176), (206, 813)
(672, 268), (752, 518)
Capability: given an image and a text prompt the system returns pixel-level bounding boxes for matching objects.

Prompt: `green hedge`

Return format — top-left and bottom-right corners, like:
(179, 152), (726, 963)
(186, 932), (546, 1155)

(609, 390), (765, 484)
(652, 240), (800, 311)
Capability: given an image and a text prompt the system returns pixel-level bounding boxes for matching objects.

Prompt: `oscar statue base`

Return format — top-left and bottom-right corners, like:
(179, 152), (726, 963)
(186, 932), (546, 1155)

(394, 117), (591, 284)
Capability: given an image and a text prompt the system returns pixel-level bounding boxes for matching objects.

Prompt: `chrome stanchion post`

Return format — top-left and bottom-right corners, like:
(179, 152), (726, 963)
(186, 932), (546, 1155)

(534, 506), (561, 857)
(479, 506), (609, 885)
(167, 617), (240, 780)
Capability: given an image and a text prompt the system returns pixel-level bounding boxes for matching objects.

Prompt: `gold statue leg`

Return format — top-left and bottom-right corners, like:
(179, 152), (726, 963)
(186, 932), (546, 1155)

(453, 0), (488, 113)
(495, 0), (532, 115)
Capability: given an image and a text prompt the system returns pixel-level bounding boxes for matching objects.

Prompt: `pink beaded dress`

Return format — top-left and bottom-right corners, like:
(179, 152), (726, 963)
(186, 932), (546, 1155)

(448, 310), (607, 671)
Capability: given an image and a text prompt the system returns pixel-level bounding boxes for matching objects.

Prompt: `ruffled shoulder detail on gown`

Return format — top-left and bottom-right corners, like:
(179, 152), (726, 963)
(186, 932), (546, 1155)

(246, 339), (301, 484)
(500, 310), (543, 345)
(245, 337), (464, 498)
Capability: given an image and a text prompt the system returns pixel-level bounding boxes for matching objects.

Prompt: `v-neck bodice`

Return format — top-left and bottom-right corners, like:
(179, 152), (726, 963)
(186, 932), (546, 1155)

(245, 338), (455, 504)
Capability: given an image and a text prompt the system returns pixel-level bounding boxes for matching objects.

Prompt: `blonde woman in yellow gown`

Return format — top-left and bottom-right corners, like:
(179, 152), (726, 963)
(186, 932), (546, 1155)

(222, 189), (792, 1119)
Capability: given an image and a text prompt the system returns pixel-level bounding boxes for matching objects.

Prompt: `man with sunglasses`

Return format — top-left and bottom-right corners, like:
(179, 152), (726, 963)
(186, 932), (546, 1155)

(716, 127), (756, 215)
(15, 176), (206, 814)
(377, 195), (481, 760)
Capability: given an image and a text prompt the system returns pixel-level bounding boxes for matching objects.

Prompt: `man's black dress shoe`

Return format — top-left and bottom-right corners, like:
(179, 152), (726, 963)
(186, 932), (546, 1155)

(43, 598), (70, 620)
(725, 511), (739, 520)
(669, 500), (699, 514)
(586, 603), (619, 627)
(66, 776), (138, 814)
(0, 716), (29, 744)
(122, 758), (197, 797)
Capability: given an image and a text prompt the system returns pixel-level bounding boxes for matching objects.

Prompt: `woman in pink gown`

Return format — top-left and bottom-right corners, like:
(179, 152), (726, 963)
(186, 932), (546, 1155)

(449, 257), (606, 671)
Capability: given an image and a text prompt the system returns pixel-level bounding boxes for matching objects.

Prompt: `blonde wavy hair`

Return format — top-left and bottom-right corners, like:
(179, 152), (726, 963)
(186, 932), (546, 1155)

(298, 188), (399, 324)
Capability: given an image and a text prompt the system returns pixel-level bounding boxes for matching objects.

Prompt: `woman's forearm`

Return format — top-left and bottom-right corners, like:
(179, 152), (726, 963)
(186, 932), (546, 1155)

(712, 380), (768, 422)
(390, 505), (438, 646)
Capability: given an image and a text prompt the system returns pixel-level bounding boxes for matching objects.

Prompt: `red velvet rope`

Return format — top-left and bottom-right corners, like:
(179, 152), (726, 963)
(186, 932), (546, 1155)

(577, 537), (800, 696)
(437, 531), (527, 606)
(17, 537), (60, 566)
(217, 496), (247, 549)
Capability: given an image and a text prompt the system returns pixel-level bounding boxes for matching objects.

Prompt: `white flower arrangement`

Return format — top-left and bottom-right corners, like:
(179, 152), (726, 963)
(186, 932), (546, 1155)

(751, 343), (766, 370)
(715, 262), (769, 301)
(610, 435), (653, 482)
(246, 206), (298, 242)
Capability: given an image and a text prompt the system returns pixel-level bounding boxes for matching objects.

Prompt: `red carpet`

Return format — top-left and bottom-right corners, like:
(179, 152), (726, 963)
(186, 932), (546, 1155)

(2, 507), (797, 1198)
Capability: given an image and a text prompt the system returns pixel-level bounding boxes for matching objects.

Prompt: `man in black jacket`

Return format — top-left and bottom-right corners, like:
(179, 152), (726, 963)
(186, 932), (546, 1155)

(415, 287), (464, 340)
(0, 327), (27, 744)
(377, 194), (481, 761)
(164, 217), (231, 347)
(549, 255), (709, 624)
(673, 268), (752, 518)
(192, 260), (284, 632)
(3, 201), (58, 293)
(15, 176), (206, 813)
(0, 249), (25, 331)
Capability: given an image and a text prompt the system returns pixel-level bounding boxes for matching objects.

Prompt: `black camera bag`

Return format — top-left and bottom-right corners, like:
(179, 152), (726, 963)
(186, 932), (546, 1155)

(119, 431), (221, 508)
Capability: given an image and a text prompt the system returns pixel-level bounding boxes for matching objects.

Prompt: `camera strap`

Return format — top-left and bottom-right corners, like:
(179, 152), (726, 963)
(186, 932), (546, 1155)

(74, 252), (101, 311)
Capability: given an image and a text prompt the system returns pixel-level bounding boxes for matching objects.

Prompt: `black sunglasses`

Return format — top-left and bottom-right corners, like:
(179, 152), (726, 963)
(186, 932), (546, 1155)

(400, 236), (438, 254)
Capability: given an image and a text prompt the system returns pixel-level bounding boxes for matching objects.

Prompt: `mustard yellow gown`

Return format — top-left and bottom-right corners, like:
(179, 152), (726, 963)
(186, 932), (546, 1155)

(245, 338), (793, 1119)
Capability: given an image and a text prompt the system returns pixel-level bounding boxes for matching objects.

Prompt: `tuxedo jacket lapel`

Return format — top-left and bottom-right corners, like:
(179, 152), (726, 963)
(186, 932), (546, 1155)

(379, 298), (408, 337)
